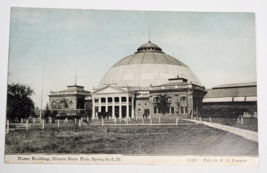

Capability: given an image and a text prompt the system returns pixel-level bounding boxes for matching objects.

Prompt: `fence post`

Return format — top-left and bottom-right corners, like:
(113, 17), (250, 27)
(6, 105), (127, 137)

(66, 118), (68, 124)
(21, 118), (23, 123)
(75, 118), (76, 123)
(200, 117), (201, 122)
(33, 118), (35, 124)
(87, 116), (89, 123)
(58, 119), (60, 128)
(150, 118), (152, 125)
(209, 117), (211, 122)
(241, 117), (243, 124)
(238, 117), (240, 123)
(42, 120), (44, 130)
(159, 117), (161, 124)
(102, 118), (104, 126)
(26, 119), (29, 131)
(114, 117), (117, 124)
(49, 117), (51, 124)
(6, 120), (9, 134)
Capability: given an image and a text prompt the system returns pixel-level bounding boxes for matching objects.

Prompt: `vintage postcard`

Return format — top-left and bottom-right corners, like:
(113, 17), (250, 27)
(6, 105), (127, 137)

(4, 8), (258, 166)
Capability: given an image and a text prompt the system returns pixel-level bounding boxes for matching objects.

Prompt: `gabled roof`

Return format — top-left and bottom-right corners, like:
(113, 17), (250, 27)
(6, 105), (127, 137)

(93, 85), (129, 94)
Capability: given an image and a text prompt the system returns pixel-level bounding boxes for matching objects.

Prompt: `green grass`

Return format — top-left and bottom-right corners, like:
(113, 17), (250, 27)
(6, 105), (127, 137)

(5, 124), (258, 156)
(200, 117), (258, 132)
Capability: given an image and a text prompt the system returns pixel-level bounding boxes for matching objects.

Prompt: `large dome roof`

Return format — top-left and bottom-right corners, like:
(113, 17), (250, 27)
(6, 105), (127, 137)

(98, 41), (202, 88)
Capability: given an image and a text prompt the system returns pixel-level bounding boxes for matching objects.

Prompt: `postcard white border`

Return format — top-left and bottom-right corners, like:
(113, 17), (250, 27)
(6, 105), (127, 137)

(1, 0), (267, 173)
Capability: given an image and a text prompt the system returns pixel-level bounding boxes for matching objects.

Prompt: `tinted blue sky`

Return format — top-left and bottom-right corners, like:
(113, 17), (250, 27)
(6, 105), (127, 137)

(8, 8), (256, 108)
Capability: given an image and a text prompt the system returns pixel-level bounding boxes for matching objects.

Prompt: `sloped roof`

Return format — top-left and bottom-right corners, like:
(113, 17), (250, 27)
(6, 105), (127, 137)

(112, 52), (188, 67)
(139, 41), (160, 49)
(213, 82), (256, 89)
(205, 83), (257, 98)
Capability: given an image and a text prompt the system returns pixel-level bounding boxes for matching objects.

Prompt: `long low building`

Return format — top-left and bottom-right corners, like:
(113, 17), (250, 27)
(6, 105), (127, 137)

(201, 82), (257, 118)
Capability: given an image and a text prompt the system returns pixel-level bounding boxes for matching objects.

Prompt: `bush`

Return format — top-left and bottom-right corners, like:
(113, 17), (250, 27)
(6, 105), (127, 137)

(80, 110), (85, 117)
(51, 110), (58, 122)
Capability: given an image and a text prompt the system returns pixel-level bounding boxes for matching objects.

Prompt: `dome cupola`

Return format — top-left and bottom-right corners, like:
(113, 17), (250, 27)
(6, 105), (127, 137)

(136, 41), (163, 53)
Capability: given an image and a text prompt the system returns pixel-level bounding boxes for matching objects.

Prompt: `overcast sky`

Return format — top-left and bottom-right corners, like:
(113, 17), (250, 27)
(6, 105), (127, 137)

(8, 8), (256, 108)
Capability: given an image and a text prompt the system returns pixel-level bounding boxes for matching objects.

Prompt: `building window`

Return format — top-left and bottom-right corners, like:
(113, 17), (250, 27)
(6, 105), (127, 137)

(154, 107), (157, 114)
(94, 98), (99, 103)
(167, 97), (173, 102)
(180, 96), (187, 102)
(101, 98), (106, 102)
(171, 107), (174, 113)
(181, 107), (184, 114)
(166, 107), (170, 114)
(121, 97), (126, 102)
(185, 107), (188, 113)
(153, 97), (159, 103)
(158, 107), (162, 114)
(51, 101), (56, 109)
(144, 103), (147, 106)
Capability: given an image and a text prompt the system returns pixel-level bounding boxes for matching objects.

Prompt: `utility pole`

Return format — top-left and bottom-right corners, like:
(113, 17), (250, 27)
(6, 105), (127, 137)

(40, 67), (44, 120)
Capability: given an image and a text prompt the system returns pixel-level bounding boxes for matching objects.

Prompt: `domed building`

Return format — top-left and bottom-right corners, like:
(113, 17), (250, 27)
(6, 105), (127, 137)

(92, 41), (207, 119)
(98, 41), (202, 88)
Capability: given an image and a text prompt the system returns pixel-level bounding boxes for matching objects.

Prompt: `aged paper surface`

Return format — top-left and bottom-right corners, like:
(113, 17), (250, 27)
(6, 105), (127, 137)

(4, 7), (259, 167)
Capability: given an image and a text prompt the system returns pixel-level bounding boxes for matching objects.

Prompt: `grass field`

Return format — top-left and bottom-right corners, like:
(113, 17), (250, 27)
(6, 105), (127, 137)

(200, 117), (258, 132)
(5, 123), (258, 156)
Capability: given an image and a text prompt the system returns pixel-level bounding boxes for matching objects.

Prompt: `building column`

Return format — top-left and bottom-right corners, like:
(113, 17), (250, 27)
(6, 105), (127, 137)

(105, 97), (108, 112)
(92, 96), (95, 118)
(119, 97), (122, 118)
(99, 97), (101, 113)
(131, 97), (134, 118)
(126, 96), (129, 118)
(112, 97), (115, 118)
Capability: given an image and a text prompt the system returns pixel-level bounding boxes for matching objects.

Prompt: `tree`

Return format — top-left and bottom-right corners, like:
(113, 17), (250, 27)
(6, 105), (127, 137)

(7, 83), (36, 122)
(85, 105), (92, 118)
(153, 94), (171, 116)
(44, 103), (51, 122)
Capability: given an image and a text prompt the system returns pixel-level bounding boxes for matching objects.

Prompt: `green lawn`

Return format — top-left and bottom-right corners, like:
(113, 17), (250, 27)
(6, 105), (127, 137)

(200, 117), (258, 132)
(5, 124), (258, 156)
